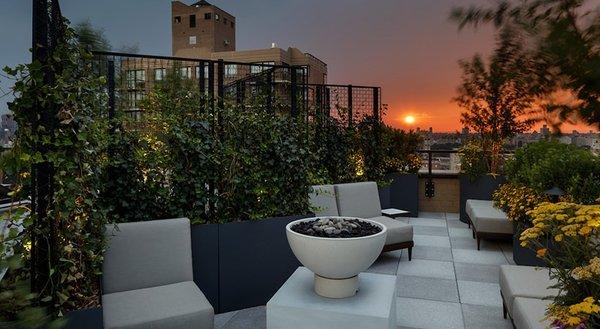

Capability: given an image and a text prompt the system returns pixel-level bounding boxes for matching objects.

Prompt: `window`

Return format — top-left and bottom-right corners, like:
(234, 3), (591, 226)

(196, 65), (209, 79)
(126, 69), (146, 89)
(189, 14), (196, 27)
(224, 18), (228, 25)
(174, 16), (181, 24)
(215, 13), (220, 21)
(189, 36), (197, 45)
(180, 66), (193, 79)
(204, 12), (212, 20)
(225, 64), (237, 78)
(154, 68), (166, 81)
(231, 21), (235, 28)
(126, 91), (145, 114)
(250, 62), (275, 74)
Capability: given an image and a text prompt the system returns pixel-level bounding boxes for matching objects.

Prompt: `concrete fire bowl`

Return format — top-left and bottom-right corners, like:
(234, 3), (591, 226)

(286, 216), (387, 298)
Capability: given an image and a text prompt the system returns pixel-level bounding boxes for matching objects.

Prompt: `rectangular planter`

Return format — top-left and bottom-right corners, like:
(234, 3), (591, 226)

(217, 215), (309, 313)
(459, 175), (505, 224)
(385, 173), (419, 217)
(191, 223), (220, 311)
(512, 223), (549, 267)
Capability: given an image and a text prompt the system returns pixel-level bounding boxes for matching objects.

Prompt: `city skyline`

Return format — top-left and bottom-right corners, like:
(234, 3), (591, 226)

(0, 0), (597, 133)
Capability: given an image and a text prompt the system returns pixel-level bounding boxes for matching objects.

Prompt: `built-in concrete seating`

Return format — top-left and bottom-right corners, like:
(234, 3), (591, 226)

(513, 297), (552, 329)
(102, 218), (214, 329)
(310, 182), (414, 260)
(500, 265), (558, 329)
(465, 199), (512, 250)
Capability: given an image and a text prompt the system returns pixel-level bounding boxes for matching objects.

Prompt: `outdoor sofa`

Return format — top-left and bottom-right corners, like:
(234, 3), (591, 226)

(102, 218), (214, 329)
(500, 265), (558, 329)
(465, 199), (513, 250)
(309, 181), (414, 260)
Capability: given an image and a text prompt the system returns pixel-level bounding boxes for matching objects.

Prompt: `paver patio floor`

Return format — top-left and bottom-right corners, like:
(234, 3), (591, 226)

(216, 213), (515, 329)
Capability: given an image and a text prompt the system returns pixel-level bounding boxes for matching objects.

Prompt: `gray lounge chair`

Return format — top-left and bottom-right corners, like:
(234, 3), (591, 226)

(310, 182), (414, 259)
(102, 218), (214, 329)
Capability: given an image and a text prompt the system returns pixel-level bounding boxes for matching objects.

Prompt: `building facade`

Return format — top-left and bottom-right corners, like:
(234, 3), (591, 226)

(171, 0), (327, 85)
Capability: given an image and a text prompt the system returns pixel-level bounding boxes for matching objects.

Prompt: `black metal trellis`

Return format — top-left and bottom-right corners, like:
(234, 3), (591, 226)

(90, 51), (383, 128)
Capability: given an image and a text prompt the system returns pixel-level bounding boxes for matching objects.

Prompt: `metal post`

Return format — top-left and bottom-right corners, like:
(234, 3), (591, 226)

(266, 70), (272, 111)
(347, 85), (353, 127)
(208, 61), (215, 110)
(31, 0), (57, 301)
(107, 60), (115, 127)
(316, 86), (323, 118)
(199, 60), (206, 112)
(217, 60), (224, 125)
(236, 81), (243, 105)
(291, 67), (298, 116)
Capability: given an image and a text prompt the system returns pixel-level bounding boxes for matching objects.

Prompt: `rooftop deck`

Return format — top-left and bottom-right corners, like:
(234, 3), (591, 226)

(215, 212), (515, 329)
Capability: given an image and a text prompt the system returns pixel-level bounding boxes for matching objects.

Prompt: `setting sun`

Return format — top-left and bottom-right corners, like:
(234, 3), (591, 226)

(404, 115), (416, 125)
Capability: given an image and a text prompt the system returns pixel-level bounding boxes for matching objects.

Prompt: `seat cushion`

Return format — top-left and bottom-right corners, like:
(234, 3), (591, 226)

(103, 218), (193, 294)
(500, 265), (558, 316)
(309, 185), (339, 216)
(368, 216), (413, 245)
(466, 199), (512, 234)
(513, 297), (551, 329)
(335, 182), (382, 219)
(103, 281), (214, 329)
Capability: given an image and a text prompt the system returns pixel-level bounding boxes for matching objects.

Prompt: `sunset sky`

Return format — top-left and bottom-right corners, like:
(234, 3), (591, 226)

(0, 0), (596, 133)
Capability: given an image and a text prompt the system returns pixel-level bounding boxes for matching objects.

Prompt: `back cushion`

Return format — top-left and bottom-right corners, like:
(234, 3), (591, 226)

(309, 185), (339, 216)
(335, 182), (382, 218)
(102, 218), (193, 294)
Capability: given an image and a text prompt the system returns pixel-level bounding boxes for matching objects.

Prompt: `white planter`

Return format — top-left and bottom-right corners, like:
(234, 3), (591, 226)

(286, 216), (387, 298)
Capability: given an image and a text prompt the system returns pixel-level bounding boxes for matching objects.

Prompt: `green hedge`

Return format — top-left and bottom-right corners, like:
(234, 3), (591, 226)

(504, 140), (600, 204)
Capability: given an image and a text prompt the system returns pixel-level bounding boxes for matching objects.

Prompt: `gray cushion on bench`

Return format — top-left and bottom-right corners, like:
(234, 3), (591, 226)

(368, 216), (413, 245)
(103, 281), (214, 329)
(513, 297), (551, 329)
(309, 185), (339, 216)
(500, 265), (558, 316)
(103, 218), (194, 294)
(466, 199), (512, 234)
(335, 182), (381, 219)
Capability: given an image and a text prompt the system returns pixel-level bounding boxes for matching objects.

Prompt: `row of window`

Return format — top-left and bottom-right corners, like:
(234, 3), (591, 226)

(125, 65), (241, 88)
(174, 13), (235, 28)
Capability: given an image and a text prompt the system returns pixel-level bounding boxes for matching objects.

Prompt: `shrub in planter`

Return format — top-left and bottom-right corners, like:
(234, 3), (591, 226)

(520, 202), (600, 329)
(504, 140), (600, 204)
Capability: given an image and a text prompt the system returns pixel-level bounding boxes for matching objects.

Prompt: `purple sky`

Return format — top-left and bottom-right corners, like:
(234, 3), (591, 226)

(1, 0), (593, 132)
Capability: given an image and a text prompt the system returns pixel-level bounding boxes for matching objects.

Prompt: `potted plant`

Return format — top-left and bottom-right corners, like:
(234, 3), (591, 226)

(519, 202), (600, 329)
(493, 182), (547, 265)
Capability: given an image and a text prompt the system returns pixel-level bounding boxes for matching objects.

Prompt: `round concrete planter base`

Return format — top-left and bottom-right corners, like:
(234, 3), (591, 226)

(314, 274), (358, 298)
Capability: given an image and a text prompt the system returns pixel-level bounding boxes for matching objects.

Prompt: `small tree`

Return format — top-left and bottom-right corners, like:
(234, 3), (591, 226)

(451, 0), (600, 130)
(454, 26), (536, 173)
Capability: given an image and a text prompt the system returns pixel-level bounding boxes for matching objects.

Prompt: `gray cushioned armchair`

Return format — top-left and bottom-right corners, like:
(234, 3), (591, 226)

(102, 218), (214, 329)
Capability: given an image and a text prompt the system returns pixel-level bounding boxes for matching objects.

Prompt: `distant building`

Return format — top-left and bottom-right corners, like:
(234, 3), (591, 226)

(170, 1), (327, 84)
(0, 114), (16, 147)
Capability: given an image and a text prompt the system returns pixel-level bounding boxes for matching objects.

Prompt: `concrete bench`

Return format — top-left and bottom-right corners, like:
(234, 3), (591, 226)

(465, 199), (512, 250)
(310, 182), (414, 260)
(499, 265), (558, 328)
(513, 297), (551, 329)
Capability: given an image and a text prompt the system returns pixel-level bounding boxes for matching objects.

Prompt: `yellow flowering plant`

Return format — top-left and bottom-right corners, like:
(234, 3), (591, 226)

(520, 202), (600, 329)
(493, 182), (547, 226)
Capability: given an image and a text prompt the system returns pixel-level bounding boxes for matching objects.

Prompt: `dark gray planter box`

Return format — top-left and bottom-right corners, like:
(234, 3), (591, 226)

(191, 223), (220, 311)
(459, 175), (505, 224)
(191, 215), (310, 314)
(383, 173), (419, 216)
(218, 215), (309, 313)
(512, 223), (548, 267)
(63, 308), (103, 329)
